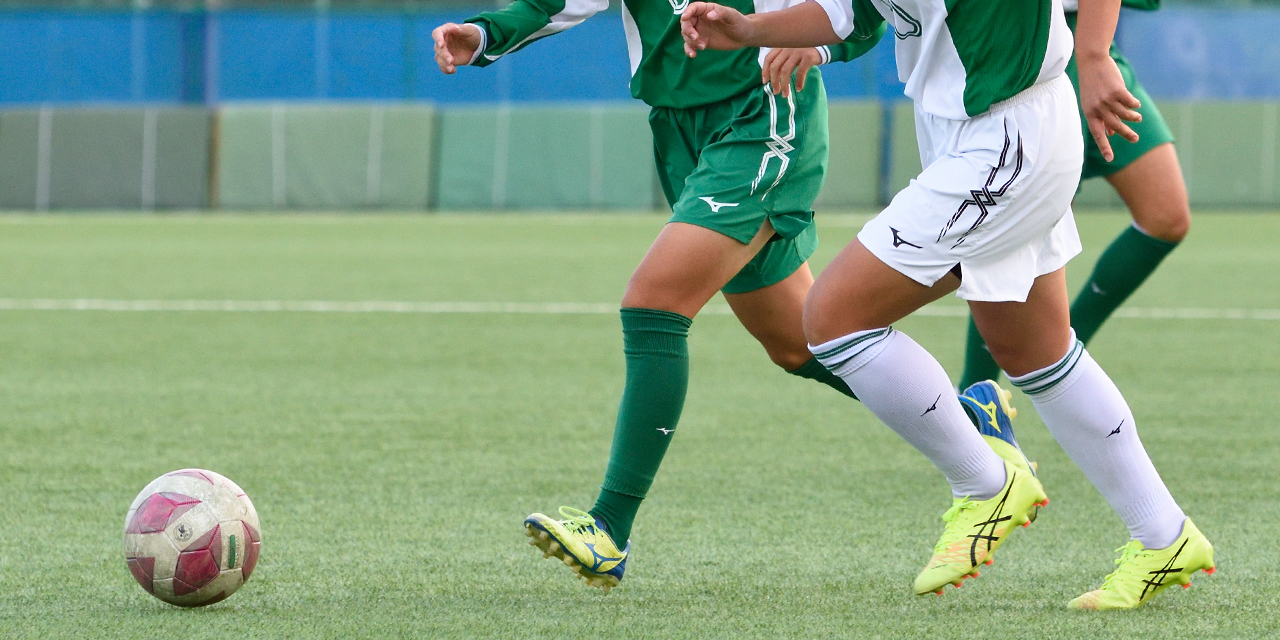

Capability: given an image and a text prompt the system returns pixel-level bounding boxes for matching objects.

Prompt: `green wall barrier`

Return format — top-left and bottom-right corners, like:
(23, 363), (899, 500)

(816, 101), (882, 209)
(0, 107), (208, 210)
(435, 104), (658, 211)
(0, 110), (39, 209)
(215, 104), (435, 210)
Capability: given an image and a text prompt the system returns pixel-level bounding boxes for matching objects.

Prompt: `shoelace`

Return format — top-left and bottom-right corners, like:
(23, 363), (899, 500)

(1101, 539), (1150, 589)
(558, 506), (600, 536)
(933, 497), (976, 554)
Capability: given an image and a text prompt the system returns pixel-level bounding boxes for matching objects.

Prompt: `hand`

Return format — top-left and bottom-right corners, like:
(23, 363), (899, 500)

(761, 48), (821, 97)
(1076, 52), (1142, 162)
(680, 2), (756, 57)
(433, 23), (483, 74)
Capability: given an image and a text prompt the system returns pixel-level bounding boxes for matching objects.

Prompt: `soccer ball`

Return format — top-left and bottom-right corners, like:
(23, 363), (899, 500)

(123, 469), (261, 607)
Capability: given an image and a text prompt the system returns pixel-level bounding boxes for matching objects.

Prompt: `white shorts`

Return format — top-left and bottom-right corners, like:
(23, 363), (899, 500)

(859, 74), (1084, 302)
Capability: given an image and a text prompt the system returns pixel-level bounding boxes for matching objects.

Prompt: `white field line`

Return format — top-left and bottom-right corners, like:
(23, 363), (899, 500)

(0, 299), (1277, 321)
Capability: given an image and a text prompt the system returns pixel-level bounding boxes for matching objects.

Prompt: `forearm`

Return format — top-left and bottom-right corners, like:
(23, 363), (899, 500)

(744, 1), (843, 48)
(825, 22), (886, 63)
(1074, 0), (1122, 62)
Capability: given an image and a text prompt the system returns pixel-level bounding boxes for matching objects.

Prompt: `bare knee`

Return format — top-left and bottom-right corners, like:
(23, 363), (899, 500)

(1134, 204), (1190, 243)
(764, 342), (814, 371)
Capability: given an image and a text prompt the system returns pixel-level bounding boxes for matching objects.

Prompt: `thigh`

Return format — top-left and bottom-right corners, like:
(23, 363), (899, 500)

(621, 220), (776, 318)
(1104, 142), (1190, 242)
(803, 239), (958, 345)
(967, 267), (1073, 377)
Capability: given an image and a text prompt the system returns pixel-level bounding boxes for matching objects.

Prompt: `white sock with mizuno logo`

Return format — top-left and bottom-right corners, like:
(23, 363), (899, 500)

(811, 328), (1007, 500)
(1008, 334), (1186, 549)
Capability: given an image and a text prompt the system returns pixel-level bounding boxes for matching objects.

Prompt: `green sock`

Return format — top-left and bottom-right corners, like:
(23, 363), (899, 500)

(1071, 224), (1179, 345)
(787, 356), (858, 399)
(959, 316), (1002, 390)
(589, 307), (692, 545)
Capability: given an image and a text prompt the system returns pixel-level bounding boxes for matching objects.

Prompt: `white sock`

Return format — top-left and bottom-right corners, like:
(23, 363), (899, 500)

(1008, 334), (1186, 549)
(811, 328), (1006, 499)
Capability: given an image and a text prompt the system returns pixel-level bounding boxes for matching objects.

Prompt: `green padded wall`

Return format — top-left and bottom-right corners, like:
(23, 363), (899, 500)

(49, 109), (144, 208)
(888, 101), (922, 199)
(435, 103), (657, 211)
(154, 109), (211, 208)
(816, 101), (882, 209)
(0, 110), (40, 209)
(1166, 102), (1280, 207)
(215, 104), (435, 210)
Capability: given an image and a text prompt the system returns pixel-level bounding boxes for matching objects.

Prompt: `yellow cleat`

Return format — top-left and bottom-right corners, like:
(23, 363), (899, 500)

(524, 507), (628, 593)
(913, 461), (1048, 595)
(1069, 519), (1215, 610)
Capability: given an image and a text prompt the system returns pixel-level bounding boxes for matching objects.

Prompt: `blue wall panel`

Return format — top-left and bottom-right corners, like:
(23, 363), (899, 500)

(3, 6), (1280, 105)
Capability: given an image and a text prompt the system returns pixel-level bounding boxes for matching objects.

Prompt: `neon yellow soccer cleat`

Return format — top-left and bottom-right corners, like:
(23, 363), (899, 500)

(1068, 518), (1215, 610)
(525, 507), (629, 593)
(914, 461), (1049, 595)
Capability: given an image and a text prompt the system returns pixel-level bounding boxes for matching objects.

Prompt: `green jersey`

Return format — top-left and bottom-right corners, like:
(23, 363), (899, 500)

(465, 0), (886, 109)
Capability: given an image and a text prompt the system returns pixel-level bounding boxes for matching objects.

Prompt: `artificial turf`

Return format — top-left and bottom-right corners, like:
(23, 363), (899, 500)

(0, 211), (1276, 639)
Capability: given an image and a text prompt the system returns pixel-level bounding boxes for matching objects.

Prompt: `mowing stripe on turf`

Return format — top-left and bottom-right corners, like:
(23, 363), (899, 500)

(0, 298), (1278, 321)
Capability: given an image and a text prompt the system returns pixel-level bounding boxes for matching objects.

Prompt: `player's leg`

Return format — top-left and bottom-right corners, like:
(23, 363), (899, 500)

(805, 238), (1045, 595)
(1071, 142), (1189, 343)
(526, 219), (776, 591)
(972, 268), (1213, 609)
(958, 40), (1185, 387)
(723, 256), (858, 398)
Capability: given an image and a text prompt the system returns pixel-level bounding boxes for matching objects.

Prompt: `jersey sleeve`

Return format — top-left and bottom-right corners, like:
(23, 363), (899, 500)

(464, 0), (609, 67)
(1119, 0), (1159, 10)
(812, 0), (884, 41)
(821, 20), (886, 64)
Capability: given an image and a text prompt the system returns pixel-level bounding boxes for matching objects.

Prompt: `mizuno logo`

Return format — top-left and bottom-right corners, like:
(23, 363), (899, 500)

(657, 427), (675, 435)
(975, 400), (1001, 433)
(1108, 419), (1124, 438)
(921, 394), (941, 417)
(699, 196), (739, 213)
(890, 227), (922, 249)
(1091, 282), (1107, 295)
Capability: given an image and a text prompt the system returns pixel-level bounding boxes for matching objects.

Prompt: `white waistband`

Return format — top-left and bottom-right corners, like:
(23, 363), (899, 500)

(987, 73), (1072, 113)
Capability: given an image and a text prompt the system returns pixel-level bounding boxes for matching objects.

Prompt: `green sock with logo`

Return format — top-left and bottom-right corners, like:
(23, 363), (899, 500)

(589, 308), (692, 546)
(1071, 224), (1179, 345)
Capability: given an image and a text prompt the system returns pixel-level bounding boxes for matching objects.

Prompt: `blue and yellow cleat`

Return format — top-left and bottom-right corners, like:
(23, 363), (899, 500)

(960, 380), (1036, 477)
(525, 507), (628, 593)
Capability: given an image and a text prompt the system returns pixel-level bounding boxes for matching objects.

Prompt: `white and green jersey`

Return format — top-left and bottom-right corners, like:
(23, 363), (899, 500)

(815, 0), (1073, 118)
(465, 0), (886, 109)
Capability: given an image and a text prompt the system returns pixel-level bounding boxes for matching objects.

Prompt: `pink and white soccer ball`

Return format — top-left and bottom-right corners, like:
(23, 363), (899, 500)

(123, 469), (261, 606)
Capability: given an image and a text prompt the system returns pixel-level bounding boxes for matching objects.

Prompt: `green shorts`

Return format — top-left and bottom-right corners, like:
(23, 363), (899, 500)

(649, 69), (827, 294)
(1065, 12), (1174, 180)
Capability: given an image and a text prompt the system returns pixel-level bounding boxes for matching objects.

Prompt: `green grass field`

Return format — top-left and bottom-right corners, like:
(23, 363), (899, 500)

(0, 211), (1277, 639)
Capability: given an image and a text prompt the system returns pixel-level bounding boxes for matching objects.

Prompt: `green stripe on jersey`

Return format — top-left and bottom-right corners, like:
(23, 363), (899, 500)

(946, 0), (1054, 116)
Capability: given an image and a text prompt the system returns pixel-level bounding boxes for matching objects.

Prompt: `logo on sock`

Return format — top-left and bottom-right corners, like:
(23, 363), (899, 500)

(656, 427), (675, 435)
(890, 227), (922, 249)
(920, 394), (941, 416)
(698, 196), (739, 213)
(1091, 282), (1107, 296)
(1107, 420), (1124, 438)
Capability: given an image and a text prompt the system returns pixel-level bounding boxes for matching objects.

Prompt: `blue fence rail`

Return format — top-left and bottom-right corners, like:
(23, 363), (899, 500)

(0, 6), (1278, 105)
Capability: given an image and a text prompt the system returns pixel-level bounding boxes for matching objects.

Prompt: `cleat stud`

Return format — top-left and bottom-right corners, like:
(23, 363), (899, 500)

(984, 559), (994, 566)
(1182, 583), (1191, 589)
(1205, 567), (1216, 575)
(563, 556), (575, 567)
(1021, 520), (1030, 528)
